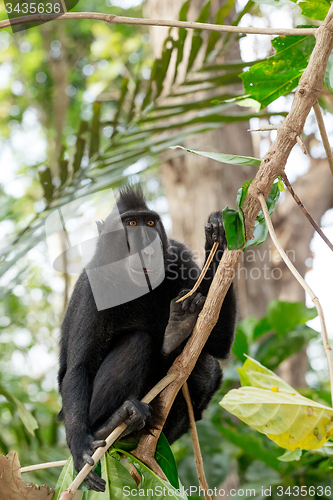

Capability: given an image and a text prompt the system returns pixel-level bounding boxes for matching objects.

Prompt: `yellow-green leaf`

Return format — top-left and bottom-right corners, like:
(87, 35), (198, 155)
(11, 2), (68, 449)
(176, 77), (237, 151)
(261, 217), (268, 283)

(238, 356), (299, 394)
(220, 386), (333, 451)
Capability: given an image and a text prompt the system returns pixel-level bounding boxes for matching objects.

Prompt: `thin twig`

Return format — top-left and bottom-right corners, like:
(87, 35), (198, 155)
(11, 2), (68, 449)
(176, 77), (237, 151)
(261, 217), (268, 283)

(177, 242), (219, 303)
(258, 193), (333, 406)
(59, 372), (177, 500)
(281, 172), (333, 252)
(0, 12), (317, 36)
(313, 102), (333, 177)
(20, 460), (67, 473)
(182, 382), (212, 500)
(296, 135), (308, 155)
(248, 125), (278, 131)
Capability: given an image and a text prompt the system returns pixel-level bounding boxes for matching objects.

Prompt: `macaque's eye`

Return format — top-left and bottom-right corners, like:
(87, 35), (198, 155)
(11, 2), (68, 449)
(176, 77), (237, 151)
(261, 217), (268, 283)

(147, 220), (155, 227)
(129, 220), (137, 226)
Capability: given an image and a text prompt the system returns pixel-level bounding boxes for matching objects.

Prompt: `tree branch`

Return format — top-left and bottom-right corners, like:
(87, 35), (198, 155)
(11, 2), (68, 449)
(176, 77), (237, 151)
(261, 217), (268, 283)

(31, 4), (333, 497)
(258, 193), (333, 405)
(0, 12), (317, 35)
(59, 372), (177, 500)
(133, 0), (333, 475)
(242, 5), (333, 239)
(281, 171), (333, 252)
(182, 382), (212, 500)
(313, 101), (333, 177)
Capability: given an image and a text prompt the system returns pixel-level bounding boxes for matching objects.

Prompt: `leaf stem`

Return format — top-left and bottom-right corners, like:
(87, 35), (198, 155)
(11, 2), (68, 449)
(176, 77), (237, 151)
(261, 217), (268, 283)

(20, 460), (67, 473)
(313, 101), (333, 177)
(258, 193), (333, 407)
(182, 382), (212, 500)
(281, 172), (333, 252)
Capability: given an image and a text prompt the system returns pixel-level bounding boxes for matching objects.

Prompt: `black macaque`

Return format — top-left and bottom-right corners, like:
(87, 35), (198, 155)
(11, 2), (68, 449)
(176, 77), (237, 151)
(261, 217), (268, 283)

(58, 185), (236, 492)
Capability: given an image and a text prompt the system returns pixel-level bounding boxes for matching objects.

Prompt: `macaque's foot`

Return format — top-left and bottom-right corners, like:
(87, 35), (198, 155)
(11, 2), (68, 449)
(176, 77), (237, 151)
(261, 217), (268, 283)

(205, 212), (226, 249)
(71, 434), (106, 492)
(162, 290), (205, 355)
(94, 399), (150, 440)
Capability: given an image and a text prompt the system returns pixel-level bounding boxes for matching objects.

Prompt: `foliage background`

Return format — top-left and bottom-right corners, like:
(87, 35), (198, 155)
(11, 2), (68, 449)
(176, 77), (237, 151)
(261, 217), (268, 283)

(0, 0), (333, 497)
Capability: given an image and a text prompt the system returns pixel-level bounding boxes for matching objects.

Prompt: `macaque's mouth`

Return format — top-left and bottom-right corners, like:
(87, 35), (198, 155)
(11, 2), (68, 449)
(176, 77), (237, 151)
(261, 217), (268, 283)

(130, 267), (155, 274)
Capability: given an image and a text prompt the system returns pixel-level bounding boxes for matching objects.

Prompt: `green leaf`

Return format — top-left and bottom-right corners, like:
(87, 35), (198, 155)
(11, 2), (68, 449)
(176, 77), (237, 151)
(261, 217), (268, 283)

(177, 420), (230, 490)
(265, 182), (280, 215)
(232, 326), (249, 362)
(277, 176), (285, 191)
(59, 146), (69, 186)
(170, 145), (261, 166)
(104, 453), (138, 499)
(253, 317), (272, 340)
(117, 449), (188, 499)
(112, 77), (129, 137)
(267, 300), (317, 336)
(244, 182), (280, 248)
(220, 386), (333, 450)
(38, 166), (54, 201)
(299, 0), (330, 21)
(155, 37), (174, 98)
(324, 49), (333, 95)
(0, 385), (38, 436)
(237, 356), (299, 393)
(174, 0), (191, 82)
(217, 425), (282, 471)
(52, 457), (74, 500)
(236, 180), (253, 209)
(237, 317), (260, 344)
(73, 120), (89, 173)
(89, 102), (101, 159)
(222, 206), (245, 250)
(155, 433), (179, 489)
(255, 324), (319, 369)
(244, 218), (268, 249)
(278, 448), (302, 461)
(205, 0), (236, 60)
(241, 34), (316, 108)
(188, 1), (211, 72)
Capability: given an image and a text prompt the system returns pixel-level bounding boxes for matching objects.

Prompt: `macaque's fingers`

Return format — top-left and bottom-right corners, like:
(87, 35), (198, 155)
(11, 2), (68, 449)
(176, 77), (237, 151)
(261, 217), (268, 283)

(94, 400), (150, 440)
(83, 452), (95, 466)
(84, 470), (106, 492)
(92, 439), (106, 450)
(189, 293), (205, 314)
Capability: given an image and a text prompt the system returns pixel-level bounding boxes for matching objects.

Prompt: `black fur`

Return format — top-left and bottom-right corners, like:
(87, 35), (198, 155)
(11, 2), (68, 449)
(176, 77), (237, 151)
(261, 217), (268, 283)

(58, 185), (236, 491)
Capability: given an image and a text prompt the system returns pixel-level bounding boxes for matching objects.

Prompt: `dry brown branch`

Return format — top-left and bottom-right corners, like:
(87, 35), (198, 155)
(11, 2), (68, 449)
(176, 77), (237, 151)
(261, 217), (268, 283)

(132, 248), (241, 469)
(132, 1), (333, 473)
(248, 125), (278, 131)
(313, 101), (333, 177)
(281, 172), (333, 252)
(0, 12), (317, 35)
(258, 193), (333, 405)
(59, 372), (177, 500)
(182, 382), (212, 500)
(176, 242), (219, 303)
(242, 5), (333, 239)
(20, 460), (67, 473)
(35, 5), (332, 497)
(296, 135), (308, 155)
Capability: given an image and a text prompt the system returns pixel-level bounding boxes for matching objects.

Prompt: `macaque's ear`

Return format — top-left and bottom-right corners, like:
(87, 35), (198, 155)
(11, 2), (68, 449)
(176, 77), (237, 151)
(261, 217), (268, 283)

(95, 220), (104, 236)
